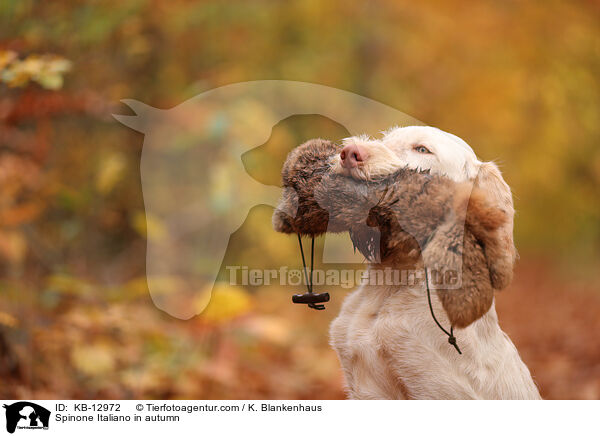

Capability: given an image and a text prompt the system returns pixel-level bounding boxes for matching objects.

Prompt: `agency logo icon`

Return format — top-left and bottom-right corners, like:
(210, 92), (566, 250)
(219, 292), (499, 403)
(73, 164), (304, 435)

(2, 402), (50, 434)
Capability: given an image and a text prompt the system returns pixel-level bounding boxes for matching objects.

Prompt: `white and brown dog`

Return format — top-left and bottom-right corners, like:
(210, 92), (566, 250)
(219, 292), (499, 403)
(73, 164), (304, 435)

(330, 126), (540, 399)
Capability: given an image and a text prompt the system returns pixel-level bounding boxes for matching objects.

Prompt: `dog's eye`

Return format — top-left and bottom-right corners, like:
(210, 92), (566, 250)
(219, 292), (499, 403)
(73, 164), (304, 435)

(414, 145), (432, 154)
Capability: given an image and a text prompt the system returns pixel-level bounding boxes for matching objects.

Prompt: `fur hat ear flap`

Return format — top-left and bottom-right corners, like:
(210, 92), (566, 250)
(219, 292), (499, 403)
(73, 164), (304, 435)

(422, 182), (511, 328)
(421, 216), (495, 329)
(272, 187), (299, 234)
(471, 161), (517, 290)
(421, 182), (499, 328)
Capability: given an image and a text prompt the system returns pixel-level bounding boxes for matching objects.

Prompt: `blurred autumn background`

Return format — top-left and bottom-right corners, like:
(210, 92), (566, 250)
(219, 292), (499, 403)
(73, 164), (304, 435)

(1, 0), (599, 400)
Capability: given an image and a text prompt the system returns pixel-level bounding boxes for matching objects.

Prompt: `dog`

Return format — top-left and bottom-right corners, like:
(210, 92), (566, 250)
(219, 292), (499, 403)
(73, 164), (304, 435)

(328, 126), (541, 399)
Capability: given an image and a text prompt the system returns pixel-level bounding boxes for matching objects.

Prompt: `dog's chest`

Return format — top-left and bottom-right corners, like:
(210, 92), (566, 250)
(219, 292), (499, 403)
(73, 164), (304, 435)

(329, 285), (542, 400)
(329, 286), (414, 399)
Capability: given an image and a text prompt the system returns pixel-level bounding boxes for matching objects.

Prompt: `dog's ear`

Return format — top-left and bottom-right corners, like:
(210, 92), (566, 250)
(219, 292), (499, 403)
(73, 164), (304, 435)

(471, 161), (516, 289)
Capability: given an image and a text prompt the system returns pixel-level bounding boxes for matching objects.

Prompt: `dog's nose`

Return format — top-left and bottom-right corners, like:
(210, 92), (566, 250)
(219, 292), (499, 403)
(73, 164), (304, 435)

(340, 143), (367, 168)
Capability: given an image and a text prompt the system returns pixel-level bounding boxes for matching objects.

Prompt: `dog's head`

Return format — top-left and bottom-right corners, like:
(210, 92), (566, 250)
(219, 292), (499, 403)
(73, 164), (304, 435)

(334, 126), (479, 182)
(333, 126), (516, 290)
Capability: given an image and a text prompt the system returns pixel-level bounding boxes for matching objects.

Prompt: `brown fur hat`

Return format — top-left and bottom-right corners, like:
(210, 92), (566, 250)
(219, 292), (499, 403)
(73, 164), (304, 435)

(273, 139), (514, 328)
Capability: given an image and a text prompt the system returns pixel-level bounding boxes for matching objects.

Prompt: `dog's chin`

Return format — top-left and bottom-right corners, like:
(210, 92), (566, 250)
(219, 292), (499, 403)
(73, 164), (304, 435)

(332, 161), (370, 181)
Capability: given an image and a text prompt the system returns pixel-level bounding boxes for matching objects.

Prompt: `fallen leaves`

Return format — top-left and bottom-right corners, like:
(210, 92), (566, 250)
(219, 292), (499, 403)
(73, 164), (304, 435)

(0, 51), (72, 90)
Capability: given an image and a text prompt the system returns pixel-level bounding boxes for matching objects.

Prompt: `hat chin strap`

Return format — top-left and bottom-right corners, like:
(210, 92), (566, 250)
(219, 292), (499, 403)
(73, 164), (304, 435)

(424, 267), (462, 354)
(292, 234), (330, 310)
